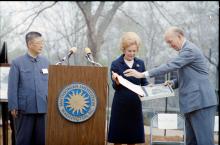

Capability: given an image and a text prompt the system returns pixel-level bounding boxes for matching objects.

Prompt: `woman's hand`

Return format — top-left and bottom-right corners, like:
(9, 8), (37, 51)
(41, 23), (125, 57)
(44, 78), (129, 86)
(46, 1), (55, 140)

(112, 71), (120, 85)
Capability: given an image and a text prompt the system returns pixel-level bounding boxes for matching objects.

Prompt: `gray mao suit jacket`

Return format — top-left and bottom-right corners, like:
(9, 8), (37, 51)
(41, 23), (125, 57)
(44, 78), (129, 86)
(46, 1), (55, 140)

(148, 40), (217, 113)
(8, 53), (49, 113)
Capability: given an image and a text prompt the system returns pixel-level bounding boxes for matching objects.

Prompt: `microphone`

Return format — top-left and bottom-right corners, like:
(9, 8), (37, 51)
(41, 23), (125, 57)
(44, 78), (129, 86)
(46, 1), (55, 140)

(84, 47), (102, 67)
(56, 47), (77, 65)
(66, 47), (77, 59)
(84, 47), (94, 62)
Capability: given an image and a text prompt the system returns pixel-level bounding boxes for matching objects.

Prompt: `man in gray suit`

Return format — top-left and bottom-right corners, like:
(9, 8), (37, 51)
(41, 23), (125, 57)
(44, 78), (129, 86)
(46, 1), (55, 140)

(124, 26), (218, 145)
(8, 31), (49, 145)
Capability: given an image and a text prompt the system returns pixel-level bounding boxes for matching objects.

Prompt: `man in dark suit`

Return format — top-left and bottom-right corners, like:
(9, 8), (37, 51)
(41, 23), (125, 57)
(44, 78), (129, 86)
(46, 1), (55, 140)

(124, 26), (217, 145)
(8, 31), (49, 145)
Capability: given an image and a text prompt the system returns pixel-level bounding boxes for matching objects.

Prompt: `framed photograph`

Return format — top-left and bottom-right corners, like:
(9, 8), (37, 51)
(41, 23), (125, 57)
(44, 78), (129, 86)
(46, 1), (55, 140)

(0, 64), (10, 100)
(140, 84), (175, 101)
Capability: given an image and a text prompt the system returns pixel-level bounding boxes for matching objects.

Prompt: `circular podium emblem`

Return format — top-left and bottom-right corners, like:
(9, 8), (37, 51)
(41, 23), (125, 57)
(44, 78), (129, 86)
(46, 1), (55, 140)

(57, 82), (97, 123)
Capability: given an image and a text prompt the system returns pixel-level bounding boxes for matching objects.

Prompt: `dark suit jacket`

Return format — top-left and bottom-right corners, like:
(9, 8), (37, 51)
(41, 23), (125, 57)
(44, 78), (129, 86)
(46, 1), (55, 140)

(111, 54), (148, 90)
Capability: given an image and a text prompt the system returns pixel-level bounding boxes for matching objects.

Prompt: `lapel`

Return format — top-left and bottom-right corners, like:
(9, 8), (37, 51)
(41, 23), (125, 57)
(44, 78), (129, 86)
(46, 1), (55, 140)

(118, 54), (129, 69)
(179, 40), (188, 53)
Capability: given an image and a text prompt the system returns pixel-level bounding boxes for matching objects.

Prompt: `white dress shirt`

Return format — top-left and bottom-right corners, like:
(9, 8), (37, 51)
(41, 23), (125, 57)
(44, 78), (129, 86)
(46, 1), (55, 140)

(124, 59), (134, 68)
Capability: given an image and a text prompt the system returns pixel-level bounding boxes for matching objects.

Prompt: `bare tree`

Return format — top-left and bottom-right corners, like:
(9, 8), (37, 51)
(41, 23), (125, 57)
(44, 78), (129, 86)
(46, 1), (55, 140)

(0, 2), (57, 37)
(76, 2), (124, 60)
(0, 2), (13, 46)
(39, 2), (88, 65)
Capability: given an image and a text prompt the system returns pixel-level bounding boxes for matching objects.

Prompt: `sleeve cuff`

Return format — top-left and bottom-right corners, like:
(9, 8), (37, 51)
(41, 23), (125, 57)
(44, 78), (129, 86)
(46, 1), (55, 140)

(143, 71), (149, 78)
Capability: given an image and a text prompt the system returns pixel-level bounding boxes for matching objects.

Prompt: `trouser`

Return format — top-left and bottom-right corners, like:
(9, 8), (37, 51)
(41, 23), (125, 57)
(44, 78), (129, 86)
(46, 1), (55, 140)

(14, 113), (46, 145)
(9, 113), (16, 145)
(184, 105), (216, 145)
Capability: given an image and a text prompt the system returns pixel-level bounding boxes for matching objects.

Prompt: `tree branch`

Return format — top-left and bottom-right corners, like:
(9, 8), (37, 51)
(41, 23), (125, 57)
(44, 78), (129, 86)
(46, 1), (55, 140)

(97, 2), (124, 37)
(205, 55), (218, 67)
(93, 2), (105, 23)
(76, 2), (94, 33)
(0, 2), (57, 37)
(118, 7), (149, 36)
(9, 2), (44, 15)
(152, 2), (174, 25)
(20, 2), (58, 34)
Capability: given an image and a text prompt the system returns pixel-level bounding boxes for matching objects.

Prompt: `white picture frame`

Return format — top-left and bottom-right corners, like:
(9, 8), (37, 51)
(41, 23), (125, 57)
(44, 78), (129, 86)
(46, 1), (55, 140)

(140, 84), (175, 101)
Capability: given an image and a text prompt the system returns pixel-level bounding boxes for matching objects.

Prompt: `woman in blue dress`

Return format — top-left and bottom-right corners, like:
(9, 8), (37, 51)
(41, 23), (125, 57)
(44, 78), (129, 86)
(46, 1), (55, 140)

(108, 32), (148, 145)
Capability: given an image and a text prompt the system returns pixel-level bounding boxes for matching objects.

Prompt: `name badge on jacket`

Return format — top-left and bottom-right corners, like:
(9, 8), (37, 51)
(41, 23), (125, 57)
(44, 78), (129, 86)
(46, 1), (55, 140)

(42, 68), (48, 74)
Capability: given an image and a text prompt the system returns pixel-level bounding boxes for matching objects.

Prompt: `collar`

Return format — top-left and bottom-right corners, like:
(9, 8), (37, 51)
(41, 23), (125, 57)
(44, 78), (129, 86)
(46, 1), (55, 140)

(180, 38), (186, 50)
(118, 54), (140, 68)
(118, 54), (137, 63)
(25, 53), (40, 62)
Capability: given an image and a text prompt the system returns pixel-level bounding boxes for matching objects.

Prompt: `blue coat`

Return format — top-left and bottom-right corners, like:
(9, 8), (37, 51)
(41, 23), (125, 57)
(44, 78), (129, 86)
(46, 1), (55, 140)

(8, 53), (49, 113)
(108, 54), (148, 144)
(148, 40), (217, 113)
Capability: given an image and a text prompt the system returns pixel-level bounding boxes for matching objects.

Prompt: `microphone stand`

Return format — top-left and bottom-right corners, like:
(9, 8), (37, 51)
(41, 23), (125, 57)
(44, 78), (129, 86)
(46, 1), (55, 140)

(56, 55), (70, 65)
(67, 56), (70, 66)
(55, 61), (62, 65)
(85, 54), (110, 145)
(85, 55), (102, 67)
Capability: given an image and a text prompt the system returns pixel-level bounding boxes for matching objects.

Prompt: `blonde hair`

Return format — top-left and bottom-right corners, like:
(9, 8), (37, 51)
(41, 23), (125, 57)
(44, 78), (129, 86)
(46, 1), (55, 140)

(120, 32), (141, 51)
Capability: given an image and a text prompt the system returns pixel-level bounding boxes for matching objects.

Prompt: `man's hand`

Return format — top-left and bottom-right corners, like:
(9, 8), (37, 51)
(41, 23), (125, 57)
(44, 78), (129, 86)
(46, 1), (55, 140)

(11, 109), (18, 118)
(112, 71), (120, 85)
(147, 83), (154, 87)
(123, 69), (145, 78)
(164, 80), (174, 87)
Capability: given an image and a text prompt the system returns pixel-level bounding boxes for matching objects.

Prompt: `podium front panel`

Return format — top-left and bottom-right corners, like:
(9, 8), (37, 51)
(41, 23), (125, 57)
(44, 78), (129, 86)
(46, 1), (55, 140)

(46, 65), (108, 145)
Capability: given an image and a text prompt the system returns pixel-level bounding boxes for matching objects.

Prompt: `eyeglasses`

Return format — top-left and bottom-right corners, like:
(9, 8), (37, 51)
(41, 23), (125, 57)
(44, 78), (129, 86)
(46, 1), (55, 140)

(30, 39), (44, 45)
(32, 41), (44, 45)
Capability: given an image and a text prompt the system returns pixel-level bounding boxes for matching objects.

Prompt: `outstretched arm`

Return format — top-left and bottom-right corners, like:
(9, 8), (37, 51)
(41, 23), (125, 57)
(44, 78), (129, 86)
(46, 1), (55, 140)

(123, 69), (145, 78)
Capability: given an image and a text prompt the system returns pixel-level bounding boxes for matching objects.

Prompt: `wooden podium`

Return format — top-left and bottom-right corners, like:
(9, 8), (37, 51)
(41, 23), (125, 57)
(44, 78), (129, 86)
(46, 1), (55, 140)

(46, 65), (108, 145)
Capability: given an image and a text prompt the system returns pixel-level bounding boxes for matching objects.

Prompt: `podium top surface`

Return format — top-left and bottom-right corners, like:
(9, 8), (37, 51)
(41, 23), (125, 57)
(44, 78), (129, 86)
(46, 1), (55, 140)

(49, 65), (108, 69)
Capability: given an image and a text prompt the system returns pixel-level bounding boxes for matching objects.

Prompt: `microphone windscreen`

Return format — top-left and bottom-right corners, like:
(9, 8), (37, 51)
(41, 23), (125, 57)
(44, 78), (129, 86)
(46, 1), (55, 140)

(69, 47), (77, 53)
(85, 47), (92, 54)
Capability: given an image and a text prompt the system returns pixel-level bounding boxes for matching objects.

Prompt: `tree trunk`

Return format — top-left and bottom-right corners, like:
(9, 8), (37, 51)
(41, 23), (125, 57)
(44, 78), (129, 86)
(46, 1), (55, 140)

(76, 2), (124, 61)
